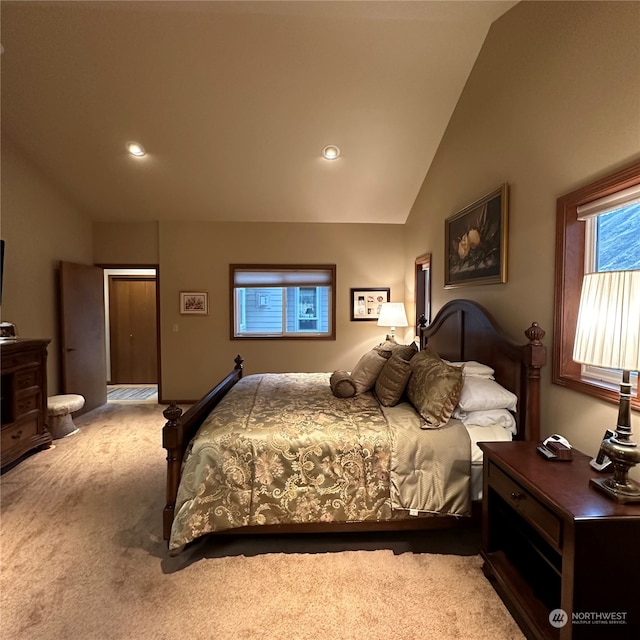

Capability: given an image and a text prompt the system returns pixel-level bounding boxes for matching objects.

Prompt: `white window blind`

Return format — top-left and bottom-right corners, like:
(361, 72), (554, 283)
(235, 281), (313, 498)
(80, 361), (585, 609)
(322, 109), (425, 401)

(234, 269), (333, 287)
(576, 183), (640, 220)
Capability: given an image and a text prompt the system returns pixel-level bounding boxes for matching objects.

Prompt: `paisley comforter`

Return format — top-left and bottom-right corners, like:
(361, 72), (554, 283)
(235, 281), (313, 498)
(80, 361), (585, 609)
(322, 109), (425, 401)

(169, 373), (470, 550)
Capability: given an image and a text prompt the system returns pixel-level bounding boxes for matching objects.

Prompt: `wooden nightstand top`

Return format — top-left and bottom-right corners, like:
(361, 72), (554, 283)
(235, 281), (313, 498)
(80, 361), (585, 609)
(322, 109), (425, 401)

(479, 441), (640, 522)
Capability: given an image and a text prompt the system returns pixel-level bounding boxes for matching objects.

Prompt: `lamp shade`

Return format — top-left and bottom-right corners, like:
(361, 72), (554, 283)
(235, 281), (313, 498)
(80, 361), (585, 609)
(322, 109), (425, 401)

(377, 302), (408, 328)
(573, 270), (640, 371)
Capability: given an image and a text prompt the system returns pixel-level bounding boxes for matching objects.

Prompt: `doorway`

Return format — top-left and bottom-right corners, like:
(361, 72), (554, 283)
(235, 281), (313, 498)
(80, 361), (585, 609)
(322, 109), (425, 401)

(103, 267), (160, 400)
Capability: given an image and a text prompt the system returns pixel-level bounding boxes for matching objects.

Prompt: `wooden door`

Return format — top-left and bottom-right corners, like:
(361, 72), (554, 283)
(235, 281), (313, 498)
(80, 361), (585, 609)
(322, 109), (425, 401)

(109, 277), (157, 384)
(60, 261), (107, 413)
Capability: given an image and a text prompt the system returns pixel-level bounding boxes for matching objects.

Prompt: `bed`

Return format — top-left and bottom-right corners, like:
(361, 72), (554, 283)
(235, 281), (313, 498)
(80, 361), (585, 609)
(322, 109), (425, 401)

(162, 299), (546, 552)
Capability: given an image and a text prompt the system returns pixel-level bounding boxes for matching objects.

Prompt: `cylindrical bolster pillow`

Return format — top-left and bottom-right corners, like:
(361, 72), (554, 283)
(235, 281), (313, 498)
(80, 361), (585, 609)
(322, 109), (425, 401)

(330, 370), (357, 398)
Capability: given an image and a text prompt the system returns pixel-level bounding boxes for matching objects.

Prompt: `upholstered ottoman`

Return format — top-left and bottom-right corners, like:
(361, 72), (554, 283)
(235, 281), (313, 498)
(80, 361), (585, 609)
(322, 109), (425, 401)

(47, 394), (85, 439)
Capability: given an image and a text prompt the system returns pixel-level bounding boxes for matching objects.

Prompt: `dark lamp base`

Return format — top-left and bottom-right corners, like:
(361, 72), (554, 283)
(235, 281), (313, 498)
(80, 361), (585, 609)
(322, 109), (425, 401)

(590, 476), (640, 504)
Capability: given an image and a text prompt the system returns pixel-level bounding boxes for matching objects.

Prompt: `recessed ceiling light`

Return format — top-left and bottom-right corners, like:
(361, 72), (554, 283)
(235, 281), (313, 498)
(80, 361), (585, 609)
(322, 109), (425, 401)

(126, 141), (146, 157)
(322, 145), (340, 160)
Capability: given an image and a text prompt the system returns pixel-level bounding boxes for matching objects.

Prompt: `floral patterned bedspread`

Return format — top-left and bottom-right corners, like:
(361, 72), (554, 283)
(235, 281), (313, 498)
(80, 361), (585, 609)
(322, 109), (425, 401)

(169, 373), (469, 551)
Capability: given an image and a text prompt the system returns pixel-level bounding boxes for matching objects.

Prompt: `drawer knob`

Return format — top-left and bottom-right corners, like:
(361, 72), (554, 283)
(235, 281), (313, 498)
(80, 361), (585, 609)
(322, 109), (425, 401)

(510, 491), (524, 501)
(11, 430), (23, 440)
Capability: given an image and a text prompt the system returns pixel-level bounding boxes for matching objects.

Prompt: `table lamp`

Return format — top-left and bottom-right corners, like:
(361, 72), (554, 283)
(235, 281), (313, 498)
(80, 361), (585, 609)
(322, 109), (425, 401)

(377, 302), (408, 340)
(573, 270), (640, 503)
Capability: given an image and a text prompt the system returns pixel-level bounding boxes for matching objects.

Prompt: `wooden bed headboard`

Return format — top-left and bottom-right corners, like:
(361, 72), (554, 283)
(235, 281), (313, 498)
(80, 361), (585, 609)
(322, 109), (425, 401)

(418, 299), (546, 442)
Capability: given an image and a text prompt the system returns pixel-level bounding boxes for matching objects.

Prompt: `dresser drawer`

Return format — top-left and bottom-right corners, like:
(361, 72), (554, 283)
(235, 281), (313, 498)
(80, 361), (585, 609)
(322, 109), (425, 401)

(14, 367), (39, 391)
(1, 350), (41, 371)
(14, 391), (40, 417)
(1, 417), (39, 453)
(488, 462), (562, 549)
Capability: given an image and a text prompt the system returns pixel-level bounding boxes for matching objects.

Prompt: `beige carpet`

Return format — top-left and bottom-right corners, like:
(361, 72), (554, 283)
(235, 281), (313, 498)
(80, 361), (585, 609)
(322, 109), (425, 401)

(0, 402), (524, 640)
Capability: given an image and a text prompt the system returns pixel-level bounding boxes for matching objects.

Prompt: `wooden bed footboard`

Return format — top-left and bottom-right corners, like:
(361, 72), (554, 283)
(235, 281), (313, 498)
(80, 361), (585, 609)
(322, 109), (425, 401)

(162, 355), (244, 541)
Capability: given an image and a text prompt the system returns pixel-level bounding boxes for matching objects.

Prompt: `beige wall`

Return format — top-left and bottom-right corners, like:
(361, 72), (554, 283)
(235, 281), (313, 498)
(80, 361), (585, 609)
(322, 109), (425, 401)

(404, 0), (640, 468)
(94, 220), (405, 399)
(0, 135), (93, 393)
(93, 222), (159, 265)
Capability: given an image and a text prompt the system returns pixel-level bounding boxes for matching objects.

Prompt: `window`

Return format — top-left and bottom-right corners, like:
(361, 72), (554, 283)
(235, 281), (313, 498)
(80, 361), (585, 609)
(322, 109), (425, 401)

(230, 265), (336, 339)
(580, 188), (640, 391)
(553, 161), (640, 411)
(584, 198), (640, 273)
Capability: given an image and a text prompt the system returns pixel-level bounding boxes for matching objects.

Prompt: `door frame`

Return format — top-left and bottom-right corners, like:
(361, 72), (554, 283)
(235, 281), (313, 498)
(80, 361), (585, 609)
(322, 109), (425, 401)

(99, 264), (162, 401)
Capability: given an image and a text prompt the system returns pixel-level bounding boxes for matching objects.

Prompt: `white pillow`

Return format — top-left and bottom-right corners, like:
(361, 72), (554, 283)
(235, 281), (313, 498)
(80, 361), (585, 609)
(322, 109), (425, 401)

(456, 377), (517, 412)
(350, 349), (387, 395)
(447, 360), (495, 379)
(454, 408), (517, 435)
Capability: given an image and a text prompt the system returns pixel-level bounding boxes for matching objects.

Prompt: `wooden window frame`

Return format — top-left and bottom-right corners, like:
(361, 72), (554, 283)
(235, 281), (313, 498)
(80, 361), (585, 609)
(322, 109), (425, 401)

(553, 161), (640, 411)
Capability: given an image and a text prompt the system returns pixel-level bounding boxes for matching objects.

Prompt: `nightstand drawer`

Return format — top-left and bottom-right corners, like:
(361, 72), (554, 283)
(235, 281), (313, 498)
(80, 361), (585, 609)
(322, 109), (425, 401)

(488, 462), (562, 549)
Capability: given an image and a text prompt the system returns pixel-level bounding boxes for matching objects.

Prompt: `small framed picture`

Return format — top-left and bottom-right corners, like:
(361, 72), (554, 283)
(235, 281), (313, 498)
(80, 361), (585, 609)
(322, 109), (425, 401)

(180, 291), (208, 315)
(350, 288), (390, 321)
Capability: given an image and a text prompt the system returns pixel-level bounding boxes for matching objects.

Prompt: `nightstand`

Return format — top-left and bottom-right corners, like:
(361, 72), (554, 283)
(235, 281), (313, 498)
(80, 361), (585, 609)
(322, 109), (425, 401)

(479, 441), (640, 640)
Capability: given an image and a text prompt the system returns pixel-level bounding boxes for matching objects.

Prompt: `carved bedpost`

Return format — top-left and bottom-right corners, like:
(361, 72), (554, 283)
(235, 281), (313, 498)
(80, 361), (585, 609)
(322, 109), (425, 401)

(523, 322), (546, 443)
(234, 354), (244, 375)
(417, 314), (428, 350)
(162, 401), (184, 541)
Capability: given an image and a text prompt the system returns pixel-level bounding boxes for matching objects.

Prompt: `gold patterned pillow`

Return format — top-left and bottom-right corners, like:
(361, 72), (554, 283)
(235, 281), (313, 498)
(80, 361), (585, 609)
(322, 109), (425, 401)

(407, 348), (463, 428)
(374, 354), (413, 406)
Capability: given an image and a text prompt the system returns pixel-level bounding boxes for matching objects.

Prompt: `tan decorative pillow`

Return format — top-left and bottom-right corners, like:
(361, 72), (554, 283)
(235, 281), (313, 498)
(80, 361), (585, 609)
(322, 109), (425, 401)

(329, 370), (357, 398)
(350, 349), (387, 394)
(407, 348), (464, 428)
(392, 342), (419, 361)
(375, 354), (413, 406)
(374, 340), (418, 361)
(373, 339), (396, 359)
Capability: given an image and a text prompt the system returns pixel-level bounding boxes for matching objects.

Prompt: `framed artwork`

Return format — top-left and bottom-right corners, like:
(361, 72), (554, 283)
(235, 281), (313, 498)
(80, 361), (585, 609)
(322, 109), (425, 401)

(180, 291), (209, 315)
(350, 288), (390, 321)
(444, 183), (509, 288)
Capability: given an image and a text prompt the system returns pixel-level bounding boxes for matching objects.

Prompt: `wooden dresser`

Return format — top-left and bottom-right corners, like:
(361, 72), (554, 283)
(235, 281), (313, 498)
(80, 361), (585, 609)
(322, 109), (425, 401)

(1, 338), (52, 469)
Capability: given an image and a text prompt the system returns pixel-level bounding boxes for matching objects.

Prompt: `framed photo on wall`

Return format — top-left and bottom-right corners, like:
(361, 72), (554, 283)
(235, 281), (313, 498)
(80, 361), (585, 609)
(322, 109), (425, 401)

(180, 291), (209, 315)
(350, 288), (390, 321)
(444, 184), (509, 288)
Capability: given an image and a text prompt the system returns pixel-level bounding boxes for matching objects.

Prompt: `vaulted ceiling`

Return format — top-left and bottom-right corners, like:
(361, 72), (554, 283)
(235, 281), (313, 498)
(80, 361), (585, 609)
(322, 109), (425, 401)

(1, 1), (516, 224)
